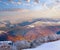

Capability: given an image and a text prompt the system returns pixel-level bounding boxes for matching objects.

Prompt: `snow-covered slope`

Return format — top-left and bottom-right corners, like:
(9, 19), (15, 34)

(24, 40), (60, 50)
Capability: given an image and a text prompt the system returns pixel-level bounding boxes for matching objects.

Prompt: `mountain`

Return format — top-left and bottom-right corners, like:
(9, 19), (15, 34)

(0, 18), (60, 49)
(0, 18), (60, 42)
(18, 18), (60, 26)
(7, 20), (60, 42)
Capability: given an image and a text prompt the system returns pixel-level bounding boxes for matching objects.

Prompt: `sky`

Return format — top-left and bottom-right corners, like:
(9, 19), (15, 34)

(0, 0), (60, 23)
(0, 0), (59, 10)
(0, 0), (50, 10)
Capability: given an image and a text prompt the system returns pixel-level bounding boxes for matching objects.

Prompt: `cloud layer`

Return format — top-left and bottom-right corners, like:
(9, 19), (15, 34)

(0, 0), (60, 21)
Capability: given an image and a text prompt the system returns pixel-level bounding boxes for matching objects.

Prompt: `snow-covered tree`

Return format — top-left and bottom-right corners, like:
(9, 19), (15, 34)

(14, 40), (31, 50)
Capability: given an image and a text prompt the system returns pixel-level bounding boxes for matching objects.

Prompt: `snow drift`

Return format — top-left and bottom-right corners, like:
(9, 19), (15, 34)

(23, 40), (60, 50)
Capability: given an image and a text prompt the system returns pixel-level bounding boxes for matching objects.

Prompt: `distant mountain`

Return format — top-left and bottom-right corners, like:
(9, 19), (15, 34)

(18, 18), (60, 26)
(24, 26), (60, 41)
(0, 18), (60, 42)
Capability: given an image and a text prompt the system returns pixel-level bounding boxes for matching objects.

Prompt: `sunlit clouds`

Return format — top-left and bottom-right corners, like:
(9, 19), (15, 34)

(0, 0), (60, 22)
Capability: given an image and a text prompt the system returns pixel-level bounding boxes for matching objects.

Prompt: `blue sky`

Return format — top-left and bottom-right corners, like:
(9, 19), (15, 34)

(0, 0), (60, 11)
(0, 0), (51, 10)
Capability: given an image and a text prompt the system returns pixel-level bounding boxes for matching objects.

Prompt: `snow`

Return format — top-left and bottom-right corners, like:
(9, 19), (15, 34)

(24, 40), (60, 50)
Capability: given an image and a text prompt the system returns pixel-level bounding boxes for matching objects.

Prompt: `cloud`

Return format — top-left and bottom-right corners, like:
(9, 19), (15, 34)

(40, 0), (60, 9)
(34, 0), (39, 3)
(0, 0), (2, 2)
(8, 0), (12, 1)
(17, 2), (21, 5)
(0, 0), (60, 11)
(25, 0), (30, 2)
(3, 2), (9, 5)
(0, 0), (60, 21)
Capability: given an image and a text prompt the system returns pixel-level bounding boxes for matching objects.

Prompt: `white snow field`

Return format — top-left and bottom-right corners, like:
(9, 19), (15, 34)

(24, 40), (60, 50)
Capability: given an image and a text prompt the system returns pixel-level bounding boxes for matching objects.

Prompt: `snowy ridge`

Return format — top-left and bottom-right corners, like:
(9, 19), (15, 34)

(24, 40), (60, 50)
